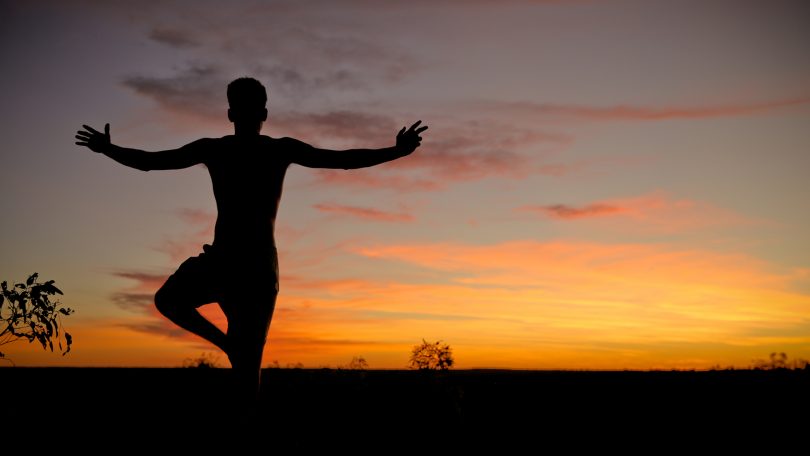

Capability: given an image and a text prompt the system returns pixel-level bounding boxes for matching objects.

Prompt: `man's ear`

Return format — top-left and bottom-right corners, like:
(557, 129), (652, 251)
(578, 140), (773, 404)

(227, 108), (235, 123)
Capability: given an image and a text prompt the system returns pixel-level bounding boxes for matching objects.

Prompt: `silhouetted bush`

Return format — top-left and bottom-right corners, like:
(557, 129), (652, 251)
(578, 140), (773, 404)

(1, 273), (73, 361)
(345, 356), (369, 370)
(183, 352), (221, 368)
(409, 339), (454, 370)
(752, 352), (809, 370)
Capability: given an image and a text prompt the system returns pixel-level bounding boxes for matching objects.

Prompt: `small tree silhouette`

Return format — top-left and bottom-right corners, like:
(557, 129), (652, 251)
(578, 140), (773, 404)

(1, 273), (73, 361)
(346, 356), (369, 370)
(751, 352), (808, 370)
(409, 339), (454, 371)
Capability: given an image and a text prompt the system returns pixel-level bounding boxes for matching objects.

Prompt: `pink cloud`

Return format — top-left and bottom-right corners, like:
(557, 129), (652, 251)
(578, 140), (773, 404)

(313, 203), (414, 222)
(519, 191), (751, 233)
(524, 203), (626, 219)
(313, 169), (443, 191)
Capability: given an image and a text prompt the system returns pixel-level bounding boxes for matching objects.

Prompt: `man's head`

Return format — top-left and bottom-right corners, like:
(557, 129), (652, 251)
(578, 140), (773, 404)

(227, 77), (268, 133)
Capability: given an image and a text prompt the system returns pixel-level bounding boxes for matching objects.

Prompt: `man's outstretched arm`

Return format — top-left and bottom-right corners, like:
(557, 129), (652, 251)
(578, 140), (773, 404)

(75, 123), (206, 171)
(289, 120), (428, 169)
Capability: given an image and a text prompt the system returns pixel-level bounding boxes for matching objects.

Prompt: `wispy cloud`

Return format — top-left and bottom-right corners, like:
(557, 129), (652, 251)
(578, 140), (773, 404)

(313, 203), (414, 222)
(525, 203), (625, 219)
(122, 64), (226, 120)
(306, 121), (573, 190)
(312, 168), (444, 192)
(111, 292), (155, 313)
(519, 191), (751, 233)
(109, 271), (167, 313)
(148, 26), (200, 49)
(120, 0), (422, 102)
(476, 97), (810, 122)
(120, 320), (189, 340)
(271, 110), (396, 144)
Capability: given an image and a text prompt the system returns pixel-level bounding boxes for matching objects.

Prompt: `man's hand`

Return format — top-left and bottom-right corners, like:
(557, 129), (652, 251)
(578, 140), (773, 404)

(75, 123), (111, 153)
(396, 120), (428, 154)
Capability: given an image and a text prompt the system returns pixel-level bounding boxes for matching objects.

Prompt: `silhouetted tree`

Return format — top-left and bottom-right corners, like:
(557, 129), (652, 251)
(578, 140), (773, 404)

(752, 352), (807, 370)
(769, 352), (788, 369)
(409, 339), (454, 371)
(346, 356), (369, 370)
(0, 273), (73, 360)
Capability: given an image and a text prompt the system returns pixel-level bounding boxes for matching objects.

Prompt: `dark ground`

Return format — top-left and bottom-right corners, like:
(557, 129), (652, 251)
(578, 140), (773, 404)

(3, 368), (807, 450)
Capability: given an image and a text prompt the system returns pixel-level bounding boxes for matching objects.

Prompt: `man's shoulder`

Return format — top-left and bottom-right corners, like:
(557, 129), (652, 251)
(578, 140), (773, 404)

(275, 136), (311, 149)
(183, 136), (222, 148)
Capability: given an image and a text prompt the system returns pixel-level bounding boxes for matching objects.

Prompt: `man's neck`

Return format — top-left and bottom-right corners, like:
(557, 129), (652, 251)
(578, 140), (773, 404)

(233, 123), (262, 137)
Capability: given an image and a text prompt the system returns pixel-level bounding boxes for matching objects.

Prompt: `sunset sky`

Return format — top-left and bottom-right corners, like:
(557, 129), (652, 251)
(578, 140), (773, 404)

(2, 0), (809, 369)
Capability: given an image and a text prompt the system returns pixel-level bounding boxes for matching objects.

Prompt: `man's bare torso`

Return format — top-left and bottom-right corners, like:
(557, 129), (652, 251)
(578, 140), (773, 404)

(202, 135), (293, 252)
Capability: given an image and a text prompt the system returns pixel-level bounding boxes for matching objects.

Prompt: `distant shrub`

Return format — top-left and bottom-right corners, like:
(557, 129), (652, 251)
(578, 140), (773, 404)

(183, 352), (221, 368)
(409, 339), (454, 371)
(752, 352), (809, 370)
(1, 273), (73, 361)
(346, 356), (369, 370)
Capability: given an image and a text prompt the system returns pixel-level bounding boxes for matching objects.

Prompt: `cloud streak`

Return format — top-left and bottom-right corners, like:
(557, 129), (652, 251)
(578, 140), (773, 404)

(306, 121), (573, 191)
(122, 64), (227, 121)
(110, 271), (168, 313)
(477, 97), (810, 122)
(148, 26), (200, 48)
(526, 203), (625, 219)
(519, 191), (751, 233)
(313, 203), (414, 222)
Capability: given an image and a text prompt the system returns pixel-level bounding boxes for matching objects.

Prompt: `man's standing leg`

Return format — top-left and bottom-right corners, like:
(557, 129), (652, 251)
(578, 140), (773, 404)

(222, 291), (277, 401)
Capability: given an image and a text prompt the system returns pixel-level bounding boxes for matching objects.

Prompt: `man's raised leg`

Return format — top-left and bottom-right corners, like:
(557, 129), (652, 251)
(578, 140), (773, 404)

(154, 286), (229, 354)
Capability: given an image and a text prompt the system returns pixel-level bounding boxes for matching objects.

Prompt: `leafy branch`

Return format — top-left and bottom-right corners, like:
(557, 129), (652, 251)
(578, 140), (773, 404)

(1, 273), (73, 357)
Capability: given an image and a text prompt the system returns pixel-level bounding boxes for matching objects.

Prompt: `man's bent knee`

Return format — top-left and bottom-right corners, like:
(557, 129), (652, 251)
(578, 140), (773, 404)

(154, 287), (176, 317)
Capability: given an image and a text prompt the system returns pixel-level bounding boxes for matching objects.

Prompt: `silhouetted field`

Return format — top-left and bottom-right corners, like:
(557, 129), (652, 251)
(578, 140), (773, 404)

(3, 368), (807, 450)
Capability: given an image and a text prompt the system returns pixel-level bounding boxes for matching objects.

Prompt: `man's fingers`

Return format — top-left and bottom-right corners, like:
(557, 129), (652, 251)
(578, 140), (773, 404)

(104, 123), (110, 137)
(407, 120), (422, 132)
(82, 124), (101, 135)
(398, 126), (406, 136)
(415, 126), (429, 134)
(75, 141), (88, 146)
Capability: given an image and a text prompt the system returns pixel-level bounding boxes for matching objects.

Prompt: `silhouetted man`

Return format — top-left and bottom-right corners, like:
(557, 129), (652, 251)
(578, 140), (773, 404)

(76, 77), (427, 399)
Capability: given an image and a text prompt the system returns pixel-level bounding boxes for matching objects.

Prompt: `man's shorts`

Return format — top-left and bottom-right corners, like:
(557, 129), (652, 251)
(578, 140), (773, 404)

(159, 243), (279, 308)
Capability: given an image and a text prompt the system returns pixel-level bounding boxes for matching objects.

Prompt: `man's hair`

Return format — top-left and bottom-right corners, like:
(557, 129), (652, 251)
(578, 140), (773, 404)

(227, 77), (267, 110)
